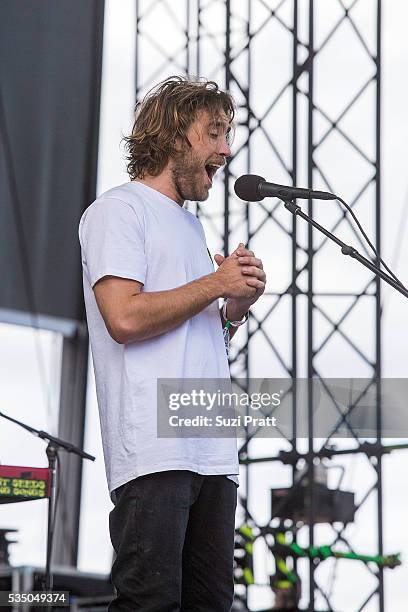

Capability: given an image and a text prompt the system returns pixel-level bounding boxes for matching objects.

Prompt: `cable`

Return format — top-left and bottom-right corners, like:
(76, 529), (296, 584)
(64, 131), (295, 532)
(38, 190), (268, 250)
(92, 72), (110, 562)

(336, 196), (407, 290)
(390, 188), (408, 274)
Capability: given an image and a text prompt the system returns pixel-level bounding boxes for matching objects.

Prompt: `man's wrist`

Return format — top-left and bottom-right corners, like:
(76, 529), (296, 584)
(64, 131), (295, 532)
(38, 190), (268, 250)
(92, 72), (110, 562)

(202, 272), (225, 302)
(224, 298), (250, 322)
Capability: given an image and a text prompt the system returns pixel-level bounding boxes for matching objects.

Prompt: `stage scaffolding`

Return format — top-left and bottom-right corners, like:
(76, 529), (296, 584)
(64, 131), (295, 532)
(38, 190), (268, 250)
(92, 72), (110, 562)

(134, 1), (388, 610)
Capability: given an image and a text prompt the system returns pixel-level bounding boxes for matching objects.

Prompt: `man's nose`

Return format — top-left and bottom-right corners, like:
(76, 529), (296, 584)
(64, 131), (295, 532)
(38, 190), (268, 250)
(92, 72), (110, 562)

(218, 139), (231, 158)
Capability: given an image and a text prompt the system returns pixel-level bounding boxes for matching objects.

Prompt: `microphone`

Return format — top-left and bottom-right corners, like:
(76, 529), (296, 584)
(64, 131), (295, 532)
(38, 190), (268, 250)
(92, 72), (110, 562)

(234, 174), (337, 202)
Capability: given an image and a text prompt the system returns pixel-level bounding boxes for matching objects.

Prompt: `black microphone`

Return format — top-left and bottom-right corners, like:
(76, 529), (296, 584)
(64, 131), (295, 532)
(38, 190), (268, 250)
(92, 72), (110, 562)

(234, 174), (337, 202)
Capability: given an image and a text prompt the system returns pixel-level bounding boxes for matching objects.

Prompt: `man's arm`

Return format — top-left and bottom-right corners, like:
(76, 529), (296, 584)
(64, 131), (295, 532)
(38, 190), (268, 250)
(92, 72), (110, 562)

(93, 254), (264, 344)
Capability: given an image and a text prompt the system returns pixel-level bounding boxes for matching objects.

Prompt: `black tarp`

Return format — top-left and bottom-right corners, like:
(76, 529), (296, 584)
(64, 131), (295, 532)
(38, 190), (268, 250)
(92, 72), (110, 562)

(0, 0), (104, 330)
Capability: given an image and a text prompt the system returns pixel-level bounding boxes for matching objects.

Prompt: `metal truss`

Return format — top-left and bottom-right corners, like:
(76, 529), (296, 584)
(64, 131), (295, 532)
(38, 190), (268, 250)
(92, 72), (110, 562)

(134, 1), (387, 610)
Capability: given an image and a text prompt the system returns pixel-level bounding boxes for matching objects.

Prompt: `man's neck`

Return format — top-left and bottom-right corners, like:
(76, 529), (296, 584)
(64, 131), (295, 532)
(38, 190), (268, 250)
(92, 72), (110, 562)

(133, 172), (184, 207)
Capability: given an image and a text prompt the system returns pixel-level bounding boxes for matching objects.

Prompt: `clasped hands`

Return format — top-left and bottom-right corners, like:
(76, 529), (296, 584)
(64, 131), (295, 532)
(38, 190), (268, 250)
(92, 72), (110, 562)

(214, 243), (266, 320)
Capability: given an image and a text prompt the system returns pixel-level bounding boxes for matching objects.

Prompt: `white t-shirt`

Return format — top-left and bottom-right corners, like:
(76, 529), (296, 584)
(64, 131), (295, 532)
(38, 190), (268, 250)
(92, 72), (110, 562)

(79, 181), (239, 494)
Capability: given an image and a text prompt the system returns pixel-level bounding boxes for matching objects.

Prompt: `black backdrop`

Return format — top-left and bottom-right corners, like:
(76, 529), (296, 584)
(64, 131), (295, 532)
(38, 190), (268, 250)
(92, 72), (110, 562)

(0, 0), (104, 327)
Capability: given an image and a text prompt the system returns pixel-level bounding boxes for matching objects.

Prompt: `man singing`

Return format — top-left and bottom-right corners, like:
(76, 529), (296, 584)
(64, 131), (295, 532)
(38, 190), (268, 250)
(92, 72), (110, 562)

(79, 76), (266, 611)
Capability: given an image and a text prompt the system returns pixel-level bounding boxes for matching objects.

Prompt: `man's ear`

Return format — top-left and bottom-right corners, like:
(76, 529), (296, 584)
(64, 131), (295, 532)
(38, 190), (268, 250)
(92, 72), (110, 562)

(174, 133), (191, 152)
(173, 134), (183, 153)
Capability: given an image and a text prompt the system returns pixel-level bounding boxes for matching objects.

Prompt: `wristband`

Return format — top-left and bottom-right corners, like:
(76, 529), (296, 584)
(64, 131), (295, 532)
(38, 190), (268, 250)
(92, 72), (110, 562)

(222, 302), (249, 356)
(222, 301), (249, 328)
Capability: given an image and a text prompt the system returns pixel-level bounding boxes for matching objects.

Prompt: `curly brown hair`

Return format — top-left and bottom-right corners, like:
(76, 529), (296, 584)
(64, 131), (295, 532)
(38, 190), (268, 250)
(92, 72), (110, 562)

(123, 75), (235, 180)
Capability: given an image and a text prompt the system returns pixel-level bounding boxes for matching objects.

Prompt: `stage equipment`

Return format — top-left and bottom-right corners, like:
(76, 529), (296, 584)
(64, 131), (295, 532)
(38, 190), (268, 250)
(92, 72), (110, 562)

(0, 0), (104, 325)
(281, 199), (408, 299)
(234, 174), (336, 202)
(130, 0), (391, 609)
(271, 483), (355, 525)
(234, 521), (401, 611)
(234, 525), (255, 587)
(0, 0), (104, 568)
(235, 176), (408, 299)
(0, 529), (17, 566)
(270, 461), (355, 525)
(0, 466), (50, 504)
(0, 410), (95, 592)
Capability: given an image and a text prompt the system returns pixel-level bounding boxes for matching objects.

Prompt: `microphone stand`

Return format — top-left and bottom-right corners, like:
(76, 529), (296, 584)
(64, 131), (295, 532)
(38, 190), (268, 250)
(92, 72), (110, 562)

(0, 410), (95, 591)
(283, 200), (408, 299)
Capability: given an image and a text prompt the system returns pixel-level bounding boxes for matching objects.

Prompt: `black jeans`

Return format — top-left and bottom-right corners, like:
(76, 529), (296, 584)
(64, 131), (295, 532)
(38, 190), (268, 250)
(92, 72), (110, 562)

(108, 470), (237, 612)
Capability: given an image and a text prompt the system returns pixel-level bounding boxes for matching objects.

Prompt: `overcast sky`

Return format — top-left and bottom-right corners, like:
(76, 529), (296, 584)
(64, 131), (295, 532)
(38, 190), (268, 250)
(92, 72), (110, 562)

(1, 1), (408, 610)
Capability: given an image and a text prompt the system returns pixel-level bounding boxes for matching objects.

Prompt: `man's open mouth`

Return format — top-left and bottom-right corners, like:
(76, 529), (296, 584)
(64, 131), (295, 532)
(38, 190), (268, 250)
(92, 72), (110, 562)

(205, 163), (221, 182)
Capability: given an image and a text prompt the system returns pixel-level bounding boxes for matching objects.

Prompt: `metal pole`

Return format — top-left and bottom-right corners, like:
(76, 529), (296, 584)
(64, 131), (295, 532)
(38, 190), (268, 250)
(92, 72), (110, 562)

(375, 1), (384, 609)
(52, 325), (89, 566)
(224, 0), (231, 258)
(292, 0), (299, 596)
(307, 1), (315, 609)
(135, 0), (140, 102)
